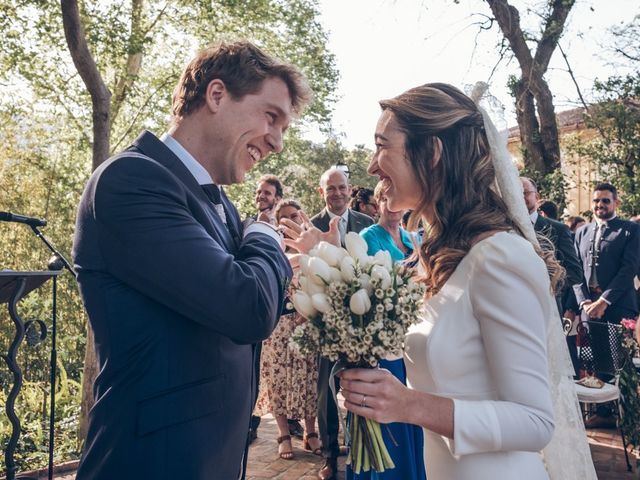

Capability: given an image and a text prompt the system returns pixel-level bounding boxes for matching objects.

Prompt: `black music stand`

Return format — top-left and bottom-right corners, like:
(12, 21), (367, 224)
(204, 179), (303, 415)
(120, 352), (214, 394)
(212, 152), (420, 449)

(1, 271), (61, 480)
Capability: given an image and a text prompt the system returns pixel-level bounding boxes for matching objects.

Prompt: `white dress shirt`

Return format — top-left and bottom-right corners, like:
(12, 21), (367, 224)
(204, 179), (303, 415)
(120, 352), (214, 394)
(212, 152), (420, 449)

(160, 133), (281, 246)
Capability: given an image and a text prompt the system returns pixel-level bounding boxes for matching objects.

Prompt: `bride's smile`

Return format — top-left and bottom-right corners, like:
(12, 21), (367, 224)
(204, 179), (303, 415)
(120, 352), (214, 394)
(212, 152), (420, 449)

(368, 109), (421, 213)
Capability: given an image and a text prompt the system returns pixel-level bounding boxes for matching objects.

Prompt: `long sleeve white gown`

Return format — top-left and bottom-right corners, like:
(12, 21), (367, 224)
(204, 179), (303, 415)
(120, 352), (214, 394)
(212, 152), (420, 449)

(404, 231), (555, 480)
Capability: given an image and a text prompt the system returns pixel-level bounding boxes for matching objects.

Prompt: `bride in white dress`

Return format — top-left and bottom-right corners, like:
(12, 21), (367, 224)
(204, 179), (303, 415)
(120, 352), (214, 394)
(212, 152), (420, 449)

(339, 83), (596, 480)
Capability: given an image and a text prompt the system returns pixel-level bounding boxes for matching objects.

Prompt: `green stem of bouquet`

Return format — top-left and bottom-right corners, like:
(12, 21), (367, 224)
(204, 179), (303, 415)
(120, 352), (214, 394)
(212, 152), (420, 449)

(348, 413), (393, 474)
(367, 417), (387, 473)
(371, 418), (395, 467)
(359, 416), (380, 472)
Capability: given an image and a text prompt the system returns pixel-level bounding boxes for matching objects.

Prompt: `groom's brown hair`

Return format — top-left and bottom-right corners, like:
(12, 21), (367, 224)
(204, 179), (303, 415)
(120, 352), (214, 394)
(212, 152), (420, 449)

(171, 40), (311, 120)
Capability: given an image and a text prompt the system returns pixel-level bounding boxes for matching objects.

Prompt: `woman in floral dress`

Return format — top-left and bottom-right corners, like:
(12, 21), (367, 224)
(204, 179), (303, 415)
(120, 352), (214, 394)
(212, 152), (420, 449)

(255, 199), (322, 459)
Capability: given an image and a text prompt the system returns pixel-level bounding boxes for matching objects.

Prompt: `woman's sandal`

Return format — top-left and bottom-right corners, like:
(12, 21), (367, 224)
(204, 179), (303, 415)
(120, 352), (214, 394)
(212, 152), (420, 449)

(302, 431), (322, 456)
(277, 434), (294, 460)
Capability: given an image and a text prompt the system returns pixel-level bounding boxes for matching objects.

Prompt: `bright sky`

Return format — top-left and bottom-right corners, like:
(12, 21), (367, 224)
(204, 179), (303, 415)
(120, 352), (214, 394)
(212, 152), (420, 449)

(313, 0), (639, 149)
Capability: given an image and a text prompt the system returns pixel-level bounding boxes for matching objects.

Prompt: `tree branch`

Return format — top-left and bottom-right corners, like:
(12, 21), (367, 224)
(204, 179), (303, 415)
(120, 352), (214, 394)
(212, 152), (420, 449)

(533, 0), (576, 74)
(557, 42), (607, 139)
(111, 75), (174, 152)
(111, 0), (145, 121)
(485, 0), (534, 72)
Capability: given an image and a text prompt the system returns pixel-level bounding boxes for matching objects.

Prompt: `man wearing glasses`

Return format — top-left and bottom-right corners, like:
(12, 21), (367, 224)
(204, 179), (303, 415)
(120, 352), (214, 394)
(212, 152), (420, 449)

(573, 182), (640, 428)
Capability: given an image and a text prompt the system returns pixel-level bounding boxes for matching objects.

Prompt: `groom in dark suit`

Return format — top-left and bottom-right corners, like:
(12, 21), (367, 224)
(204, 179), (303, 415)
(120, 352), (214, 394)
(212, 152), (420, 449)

(311, 168), (373, 480)
(72, 41), (311, 480)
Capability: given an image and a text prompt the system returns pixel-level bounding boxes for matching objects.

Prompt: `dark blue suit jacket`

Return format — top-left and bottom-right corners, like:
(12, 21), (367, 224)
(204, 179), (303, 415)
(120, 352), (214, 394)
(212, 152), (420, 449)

(573, 217), (640, 321)
(533, 215), (583, 313)
(72, 131), (292, 480)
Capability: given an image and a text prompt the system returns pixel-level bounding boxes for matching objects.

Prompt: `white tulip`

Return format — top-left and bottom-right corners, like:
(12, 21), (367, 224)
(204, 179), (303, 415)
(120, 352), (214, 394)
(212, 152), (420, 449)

(316, 241), (345, 267)
(308, 257), (332, 285)
(345, 232), (369, 264)
(350, 288), (372, 315)
(340, 256), (357, 282)
(298, 254), (310, 276)
(359, 273), (373, 295)
(311, 293), (332, 313)
(329, 267), (343, 283)
(373, 250), (393, 271)
(305, 280), (327, 296)
(371, 264), (392, 289)
(292, 291), (317, 319)
(298, 276), (309, 293)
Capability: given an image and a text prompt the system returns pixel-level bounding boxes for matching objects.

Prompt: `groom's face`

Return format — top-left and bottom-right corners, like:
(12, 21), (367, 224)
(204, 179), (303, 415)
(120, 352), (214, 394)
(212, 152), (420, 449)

(203, 77), (293, 185)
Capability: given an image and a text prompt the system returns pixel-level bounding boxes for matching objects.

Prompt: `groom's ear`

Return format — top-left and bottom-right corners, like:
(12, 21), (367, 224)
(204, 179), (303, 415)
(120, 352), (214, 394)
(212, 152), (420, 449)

(431, 137), (443, 168)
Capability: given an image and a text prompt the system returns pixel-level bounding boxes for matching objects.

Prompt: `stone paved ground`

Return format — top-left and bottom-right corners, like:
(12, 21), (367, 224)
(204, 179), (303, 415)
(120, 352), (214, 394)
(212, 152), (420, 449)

(14, 414), (639, 480)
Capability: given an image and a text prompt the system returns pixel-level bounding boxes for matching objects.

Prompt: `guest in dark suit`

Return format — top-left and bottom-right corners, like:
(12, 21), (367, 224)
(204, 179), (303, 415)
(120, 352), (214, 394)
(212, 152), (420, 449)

(573, 182), (640, 427)
(310, 168), (374, 480)
(574, 183), (640, 323)
(537, 198), (559, 220)
(72, 41), (311, 480)
(521, 178), (583, 374)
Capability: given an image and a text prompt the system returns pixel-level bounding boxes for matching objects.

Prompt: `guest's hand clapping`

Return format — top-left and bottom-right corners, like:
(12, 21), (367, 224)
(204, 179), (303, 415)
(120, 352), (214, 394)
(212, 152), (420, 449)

(279, 211), (341, 253)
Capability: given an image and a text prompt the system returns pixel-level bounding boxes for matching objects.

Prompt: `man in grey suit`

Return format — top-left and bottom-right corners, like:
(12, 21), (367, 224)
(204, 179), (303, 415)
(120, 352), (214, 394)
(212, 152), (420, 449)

(72, 41), (310, 480)
(310, 168), (374, 480)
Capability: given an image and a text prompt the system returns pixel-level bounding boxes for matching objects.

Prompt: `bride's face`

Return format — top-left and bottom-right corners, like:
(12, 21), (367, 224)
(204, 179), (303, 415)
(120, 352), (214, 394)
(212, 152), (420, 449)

(368, 110), (421, 212)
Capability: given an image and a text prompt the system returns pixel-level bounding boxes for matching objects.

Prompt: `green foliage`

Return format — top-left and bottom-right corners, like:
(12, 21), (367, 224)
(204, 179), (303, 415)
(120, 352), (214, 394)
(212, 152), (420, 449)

(0, 0), (345, 471)
(567, 74), (640, 217)
(618, 321), (640, 450)
(0, 364), (82, 476)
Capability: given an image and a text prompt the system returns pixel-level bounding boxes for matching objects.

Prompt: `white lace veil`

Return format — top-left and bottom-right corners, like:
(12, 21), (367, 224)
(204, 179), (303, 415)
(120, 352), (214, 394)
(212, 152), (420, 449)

(467, 82), (597, 480)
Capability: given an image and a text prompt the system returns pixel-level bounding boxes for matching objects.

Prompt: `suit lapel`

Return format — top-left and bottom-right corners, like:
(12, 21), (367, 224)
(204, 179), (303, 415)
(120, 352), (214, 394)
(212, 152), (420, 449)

(318, 209), (331, 231)
(131, 131), (237, 252)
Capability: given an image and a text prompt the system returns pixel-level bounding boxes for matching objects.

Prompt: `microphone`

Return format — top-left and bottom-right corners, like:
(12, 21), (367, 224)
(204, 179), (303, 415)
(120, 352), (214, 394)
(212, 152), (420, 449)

(0, 211), (47, 227)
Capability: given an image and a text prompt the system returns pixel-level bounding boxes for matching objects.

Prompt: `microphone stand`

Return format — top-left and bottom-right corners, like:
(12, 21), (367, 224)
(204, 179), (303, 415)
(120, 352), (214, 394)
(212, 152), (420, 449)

(29, 225), (76, 480)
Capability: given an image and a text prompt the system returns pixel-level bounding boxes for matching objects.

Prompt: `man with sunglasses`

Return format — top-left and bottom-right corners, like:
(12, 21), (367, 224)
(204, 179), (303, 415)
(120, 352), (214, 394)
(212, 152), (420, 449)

(573, 182), (640, 428)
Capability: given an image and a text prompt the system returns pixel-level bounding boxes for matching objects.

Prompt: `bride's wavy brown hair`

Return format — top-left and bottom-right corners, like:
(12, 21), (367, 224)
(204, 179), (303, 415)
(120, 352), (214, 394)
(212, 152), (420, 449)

(379, 83), (563, 296)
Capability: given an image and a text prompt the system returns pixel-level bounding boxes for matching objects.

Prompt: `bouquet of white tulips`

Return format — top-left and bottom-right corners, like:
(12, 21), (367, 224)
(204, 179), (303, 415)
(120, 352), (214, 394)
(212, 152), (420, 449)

(289, 232), (425, 474)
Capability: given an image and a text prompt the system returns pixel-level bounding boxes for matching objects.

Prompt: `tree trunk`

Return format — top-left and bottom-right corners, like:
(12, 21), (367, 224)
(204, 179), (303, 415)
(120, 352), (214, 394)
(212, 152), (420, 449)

(78, 324), (98, 443)
(532, 77), (562, 172)
(486, 0), (575, 175)
(60, 0), (111, 445)
(514, 78), (546, 172)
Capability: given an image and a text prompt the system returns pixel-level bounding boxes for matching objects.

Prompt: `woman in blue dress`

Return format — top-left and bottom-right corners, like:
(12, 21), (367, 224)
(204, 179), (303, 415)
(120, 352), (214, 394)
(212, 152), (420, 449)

(346, 183), (426, 480)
